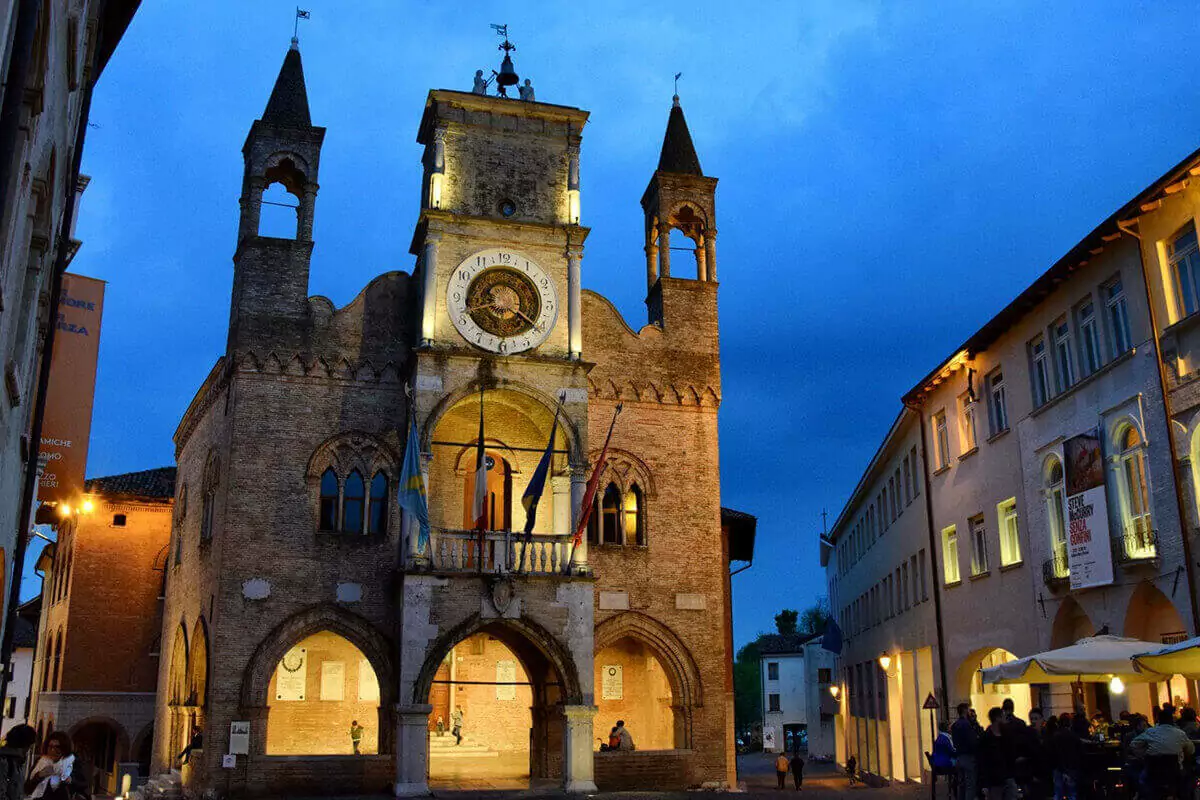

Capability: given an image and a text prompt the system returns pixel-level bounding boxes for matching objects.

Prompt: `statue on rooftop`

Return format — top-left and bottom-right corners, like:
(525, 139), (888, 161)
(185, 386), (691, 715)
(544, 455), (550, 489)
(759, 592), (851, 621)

(518, 78), (535, 102)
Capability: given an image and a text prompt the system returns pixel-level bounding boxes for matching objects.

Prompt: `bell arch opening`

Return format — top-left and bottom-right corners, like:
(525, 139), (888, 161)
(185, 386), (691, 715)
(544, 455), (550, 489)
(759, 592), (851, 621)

(265, 631), (383, 756)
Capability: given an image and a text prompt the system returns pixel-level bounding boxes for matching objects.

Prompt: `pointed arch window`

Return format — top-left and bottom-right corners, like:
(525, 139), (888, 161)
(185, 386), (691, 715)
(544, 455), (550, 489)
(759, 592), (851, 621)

(1045, 455), (1068, 579)
(601, 484), (621, 544)
(319, 469), (339, 532)
(368, 472), (388, 535)
(343, 471), (365, 535)
(1118, 426), (1154, 557)
(624, 484), (646, 546)
(587, 501), (600, 545)
(200, 453), (219, 541)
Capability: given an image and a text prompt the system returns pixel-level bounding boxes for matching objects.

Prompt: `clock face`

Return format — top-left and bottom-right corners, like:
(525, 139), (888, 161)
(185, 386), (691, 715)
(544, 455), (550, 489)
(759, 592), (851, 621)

(447, 248), (558, 354)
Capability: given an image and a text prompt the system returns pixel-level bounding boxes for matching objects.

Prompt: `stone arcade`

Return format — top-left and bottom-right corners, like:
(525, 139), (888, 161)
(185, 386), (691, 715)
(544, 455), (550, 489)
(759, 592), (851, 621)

(152, 42), (744, 796)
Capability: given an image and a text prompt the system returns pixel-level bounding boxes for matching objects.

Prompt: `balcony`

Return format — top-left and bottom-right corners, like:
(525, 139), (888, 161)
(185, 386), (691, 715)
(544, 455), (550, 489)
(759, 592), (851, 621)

(1112, 527), (1158, 567)
(1042, 552), (1069, 589)
(410, 529), (581, 576)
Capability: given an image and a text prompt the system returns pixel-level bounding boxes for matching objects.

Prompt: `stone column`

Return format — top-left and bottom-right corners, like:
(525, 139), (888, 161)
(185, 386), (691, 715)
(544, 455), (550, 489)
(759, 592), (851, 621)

(705, 228), (717, 282)
(570, 467), (588, 569)
(393, 704), (433, 797)
(298, 182), (318, 241)
(695, 235), (708, 281)
(561, 705), (599, 793)
(645, 239), (658, 289)
(237, 176), (265, 242)
(658, 225), (671, 278)
(567, 248), (582, 359)
(552, 476), (570, 535)
(420, 235), (440, 346)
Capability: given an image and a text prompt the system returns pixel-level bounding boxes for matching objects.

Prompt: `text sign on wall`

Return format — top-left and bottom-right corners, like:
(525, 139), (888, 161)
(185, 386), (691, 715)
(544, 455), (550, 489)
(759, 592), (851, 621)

(602, 665), (623, 700)
(1063, 429), (1114, 590)
(38, 273), (105, 504)
(229, 722), (250, 756)
(496, 660), (517, 701)
(275, 647), (307, 701)
(320, 661), (344, 701)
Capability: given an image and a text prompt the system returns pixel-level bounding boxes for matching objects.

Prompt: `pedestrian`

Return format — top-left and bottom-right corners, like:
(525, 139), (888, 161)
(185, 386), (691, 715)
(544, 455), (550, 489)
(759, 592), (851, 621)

(25, 731), (80, 800)
(1178, 707), (1199, 737)
(0, 724), (35, 800)
(951, 703), (980, 800)
(790, 752), (805, 790)
(1051, 713), (1087, 800)
(349, 720), (364, 754)
(846, 754), (858, 785)
(978, 707), (1017, 800)
(177, 725), (203, 766)
(435, 715), (445, 737)
(776, 752), (790, 790)
(607, 727), (620, 750)
(614, 720), (636, 751)
(451, 707), (464, 746)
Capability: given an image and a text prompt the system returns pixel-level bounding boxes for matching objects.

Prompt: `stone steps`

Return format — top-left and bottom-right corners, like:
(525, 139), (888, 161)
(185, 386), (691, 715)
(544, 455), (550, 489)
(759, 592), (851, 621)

(429, 736), (499, 758)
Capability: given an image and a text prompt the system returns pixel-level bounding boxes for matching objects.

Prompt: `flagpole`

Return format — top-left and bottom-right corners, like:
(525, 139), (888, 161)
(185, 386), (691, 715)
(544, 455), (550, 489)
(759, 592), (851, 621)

(566, 403), (622, 574)
(518, 392), (566, 573)
(476, 385), (486, 574)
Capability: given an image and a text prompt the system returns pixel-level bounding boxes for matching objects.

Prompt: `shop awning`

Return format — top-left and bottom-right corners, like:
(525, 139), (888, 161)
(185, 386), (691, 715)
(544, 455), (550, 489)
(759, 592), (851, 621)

(980, 635), (1165, 684)
(1134, 637), (1200, 678)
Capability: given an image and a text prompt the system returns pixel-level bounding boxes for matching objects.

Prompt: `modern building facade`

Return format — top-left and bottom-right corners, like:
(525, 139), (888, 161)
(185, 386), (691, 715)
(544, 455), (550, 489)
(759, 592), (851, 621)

(758, 633), (836, 757)
(822, 409), (941, 783)
(150, 42), (743, 798)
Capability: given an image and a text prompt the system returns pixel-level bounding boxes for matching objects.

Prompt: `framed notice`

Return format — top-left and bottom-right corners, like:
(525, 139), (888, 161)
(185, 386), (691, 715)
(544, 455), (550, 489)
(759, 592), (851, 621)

(358, 659), (380, 702)
(496, 660), (517, 701)
(602, 665), (623, 700)
(229, 721), (250, 755)
(320, 661), (345, 701)
(1063, 429), (1115, 590)
(275, 647), (307, 701)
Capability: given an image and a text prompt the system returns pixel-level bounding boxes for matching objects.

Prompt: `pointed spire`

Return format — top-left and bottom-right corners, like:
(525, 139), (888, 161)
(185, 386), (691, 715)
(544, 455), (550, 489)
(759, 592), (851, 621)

(261, 45), (312, 128)
(656, 95), (703, 176)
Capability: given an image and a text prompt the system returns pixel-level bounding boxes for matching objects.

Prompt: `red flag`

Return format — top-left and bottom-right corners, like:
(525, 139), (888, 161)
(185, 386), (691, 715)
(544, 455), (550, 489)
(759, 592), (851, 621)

(573, 404), (622, 545)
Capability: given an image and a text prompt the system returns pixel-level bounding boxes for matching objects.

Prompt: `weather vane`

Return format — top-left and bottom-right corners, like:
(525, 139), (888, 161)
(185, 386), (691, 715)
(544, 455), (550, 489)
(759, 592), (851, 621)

(489, 23), (520, 97)
(292, 7), (310, 47)
(674, 72), (682, 95)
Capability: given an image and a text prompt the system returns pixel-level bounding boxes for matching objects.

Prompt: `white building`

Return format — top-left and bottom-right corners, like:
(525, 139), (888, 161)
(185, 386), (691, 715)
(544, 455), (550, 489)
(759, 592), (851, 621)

(759, 633), (836, 755)
(2, 598), (39, 737)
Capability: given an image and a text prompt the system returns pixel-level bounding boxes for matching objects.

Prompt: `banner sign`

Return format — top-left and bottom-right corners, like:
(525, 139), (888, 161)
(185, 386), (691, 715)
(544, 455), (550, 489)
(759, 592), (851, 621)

(38, 273), (105, 505)
(1062, 429), (1114, 590)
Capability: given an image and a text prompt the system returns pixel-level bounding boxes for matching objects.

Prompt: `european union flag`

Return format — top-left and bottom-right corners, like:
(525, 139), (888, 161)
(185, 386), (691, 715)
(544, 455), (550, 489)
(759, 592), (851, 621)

(398, 416), (429, 551)
(521, 402), (561, 540)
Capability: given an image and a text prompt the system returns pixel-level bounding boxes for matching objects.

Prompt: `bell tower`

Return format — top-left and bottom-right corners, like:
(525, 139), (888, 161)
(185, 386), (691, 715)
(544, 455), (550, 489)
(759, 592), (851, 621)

(228, 39), (326, 353)
(641, 93), (719, 327)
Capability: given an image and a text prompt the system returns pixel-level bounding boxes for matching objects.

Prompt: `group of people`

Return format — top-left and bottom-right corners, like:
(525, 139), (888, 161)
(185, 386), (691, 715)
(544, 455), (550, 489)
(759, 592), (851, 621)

(0, 725), (88, 800)
(599, 721), (635, 752)
(929, 698), (1200, 800)
(774, 751), (805, 790)
(432, 708), (465, 745)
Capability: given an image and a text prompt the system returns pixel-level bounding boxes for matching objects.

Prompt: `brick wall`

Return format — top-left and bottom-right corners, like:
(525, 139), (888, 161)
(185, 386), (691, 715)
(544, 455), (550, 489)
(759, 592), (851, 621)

(594, 750), (696, 791)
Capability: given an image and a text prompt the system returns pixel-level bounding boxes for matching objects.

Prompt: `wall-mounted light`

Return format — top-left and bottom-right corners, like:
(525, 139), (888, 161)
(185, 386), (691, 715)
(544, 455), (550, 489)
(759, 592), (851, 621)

(567, 189), (581, 225)
(829, 685), (840, 699)
(81, 499), (94, 513)
(1109, 676), (1125, 695)
(878, 653), (892, 672)
(429, 172), (445, 210)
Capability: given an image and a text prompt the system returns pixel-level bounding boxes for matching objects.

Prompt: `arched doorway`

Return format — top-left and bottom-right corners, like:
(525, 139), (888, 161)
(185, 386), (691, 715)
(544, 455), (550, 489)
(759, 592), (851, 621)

(265, 630), (382, 755)
(71, 718), (128, 796)
(1125, 582), (1191, 710)
(415, 617), (583, 791)
(955, 647), (1032, 719)
(593, 637), (674, 750)
(461, 452), (512, 531)
(1051, 597), (1095, 648)
(1050, 599), (1103, 715)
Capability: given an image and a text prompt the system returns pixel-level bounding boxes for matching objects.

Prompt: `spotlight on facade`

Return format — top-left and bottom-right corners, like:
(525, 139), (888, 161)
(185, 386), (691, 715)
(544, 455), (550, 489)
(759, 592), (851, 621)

(1109, 676), (1125, 695)
(430, 172), (444, 210)
(81, 499), (94, 513)
(878, 653), (892, 672)
(829, 685), (840, 699)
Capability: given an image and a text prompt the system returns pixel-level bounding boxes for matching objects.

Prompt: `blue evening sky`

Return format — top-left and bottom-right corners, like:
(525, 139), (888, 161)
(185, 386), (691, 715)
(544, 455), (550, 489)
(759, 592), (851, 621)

(41, 1), (1200, 644)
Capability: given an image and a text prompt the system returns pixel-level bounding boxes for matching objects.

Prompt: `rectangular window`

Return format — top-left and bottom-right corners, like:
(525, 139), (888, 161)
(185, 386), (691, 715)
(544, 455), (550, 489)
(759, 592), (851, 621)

(903, 458), (913, 504)
(768, 662), (779, 681)
(1075, 298), (1102, 377)
(987, 369), (1009, 434)
(1052, 316), (1075, 392)
(881, 489), (888, 531)
(960, 392), (977, 451)
(998, 497), (1021, 566)
(919, 548), (929, 600)
(885, 574), (894, 617)
(894, 468), (902, 516)
(969, 514), (988, 575)
(818, 668), (832, 684)
(889, 476), (897, 521)
(901, 562), (910, 610)
(769, 694), (781, 713)
(1106, 276), (1132, 355)
(1030, 335), (1051, 406)
(942, 525), (960, 584)
(1169, 223), (1200, 318)
(910, 447), (921, 495)
(895, 567), (902, 612)
(934, 411), (950, 469)
(910, 554), (920, 605)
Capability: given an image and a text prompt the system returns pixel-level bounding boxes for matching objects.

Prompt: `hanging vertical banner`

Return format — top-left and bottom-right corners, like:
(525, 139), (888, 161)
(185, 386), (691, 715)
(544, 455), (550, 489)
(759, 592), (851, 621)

(1062, 429), (1114, 590)
(38, 273), (105, 504)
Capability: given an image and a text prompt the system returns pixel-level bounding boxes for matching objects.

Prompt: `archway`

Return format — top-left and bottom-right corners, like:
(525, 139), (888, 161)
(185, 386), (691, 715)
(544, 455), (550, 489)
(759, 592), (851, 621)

(1051, 597), (1095, 648)
(266, 631), (382, 755)
(1125, 582), (1190, 710)
(70, 718), (128, 796)
(415, 616), (583, 790)
(1050, 599), (1101, 714)
(954, 647), (1031, 720)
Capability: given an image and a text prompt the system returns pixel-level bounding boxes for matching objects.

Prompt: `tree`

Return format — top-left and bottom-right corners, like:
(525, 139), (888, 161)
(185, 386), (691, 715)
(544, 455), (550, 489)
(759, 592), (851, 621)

(774, 609), (798, 636)
(733, 639), (762, 734)
(799, 598), (832, 636)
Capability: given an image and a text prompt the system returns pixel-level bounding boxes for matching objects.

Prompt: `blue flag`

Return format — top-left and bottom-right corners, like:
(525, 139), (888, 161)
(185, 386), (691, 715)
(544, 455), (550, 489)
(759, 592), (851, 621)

(398, 416), (430, 551)
(521, 403), (561, 540)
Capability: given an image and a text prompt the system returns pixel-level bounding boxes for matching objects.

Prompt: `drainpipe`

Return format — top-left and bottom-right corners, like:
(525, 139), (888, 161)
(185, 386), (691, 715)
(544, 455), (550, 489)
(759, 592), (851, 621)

(1125, 221), (1200, 636)
(0, 0), (108, 708)
(904, 400), (951, 717)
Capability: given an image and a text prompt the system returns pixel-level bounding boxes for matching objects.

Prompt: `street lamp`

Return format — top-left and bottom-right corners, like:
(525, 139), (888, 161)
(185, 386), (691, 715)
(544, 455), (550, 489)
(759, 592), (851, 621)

(878, 652), (892, 672)
(829, 684), (840, 699)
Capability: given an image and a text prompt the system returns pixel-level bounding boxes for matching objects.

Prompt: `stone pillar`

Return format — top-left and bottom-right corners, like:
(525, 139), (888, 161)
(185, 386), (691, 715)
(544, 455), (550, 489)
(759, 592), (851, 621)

(567, 248), (582, 359)
(237, 176), (265, 242)
(561, 705), (599, 793)
(394, 704), (433, 797)
(658, 225), (671, 278)
(570, 467), (588, 569)
(645, 240), (658, 289)
(298, 182), (318, 241)
(420, 235), (440, 346)
(552, 475), (570, 535)
(705, 228), (717, 282)
(695, 235), (708, 281)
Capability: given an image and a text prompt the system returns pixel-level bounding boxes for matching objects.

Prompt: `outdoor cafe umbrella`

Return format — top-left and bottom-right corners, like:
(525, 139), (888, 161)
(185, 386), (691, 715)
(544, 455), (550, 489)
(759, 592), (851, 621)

(980, 635), (1165, 685)
(1134, 636), (1200, 678)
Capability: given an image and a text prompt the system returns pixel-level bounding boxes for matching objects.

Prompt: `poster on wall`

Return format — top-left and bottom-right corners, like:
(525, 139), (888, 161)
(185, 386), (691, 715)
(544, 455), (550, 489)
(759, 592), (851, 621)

(602, 665), (623, 700)
(496, 660), (517, 701)
(275, 647), (307, 701)
(1062, 429), (1115, 590)
(321, 661), (345, 701)
(358, 659), (380, 702)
